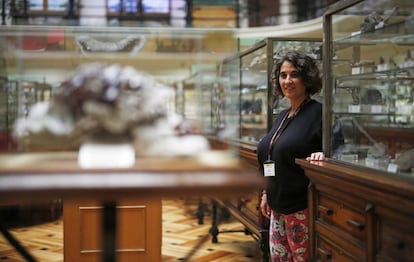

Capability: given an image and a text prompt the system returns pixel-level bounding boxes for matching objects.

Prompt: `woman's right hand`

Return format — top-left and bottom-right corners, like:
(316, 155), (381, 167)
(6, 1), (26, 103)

(306, 151), (325, 161)
(260, 196), (271, 219)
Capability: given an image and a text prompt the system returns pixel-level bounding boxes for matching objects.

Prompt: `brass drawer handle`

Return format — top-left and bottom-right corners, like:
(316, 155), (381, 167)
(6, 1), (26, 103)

(317, 247), (332, 260)
(396, 240), (405, 250)
(386, 236), (405, 250)
(318, 205), (333, 215)
(346, 219), (364, 230)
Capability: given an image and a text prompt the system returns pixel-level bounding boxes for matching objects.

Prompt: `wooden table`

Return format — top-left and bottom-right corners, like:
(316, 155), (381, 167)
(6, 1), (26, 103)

(0, 151), (263, 262)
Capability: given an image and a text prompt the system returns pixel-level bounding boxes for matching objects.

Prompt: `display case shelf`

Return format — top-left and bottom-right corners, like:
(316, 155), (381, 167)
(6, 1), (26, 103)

(335, 69), (414, 81)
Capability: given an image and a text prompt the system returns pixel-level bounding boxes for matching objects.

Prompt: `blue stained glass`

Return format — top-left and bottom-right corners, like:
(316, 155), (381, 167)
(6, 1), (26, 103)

(107, 0), (121, 12)
(123, 0), (138, 13)
(142, 0), (169, 13)
(48, 0), (67, 11)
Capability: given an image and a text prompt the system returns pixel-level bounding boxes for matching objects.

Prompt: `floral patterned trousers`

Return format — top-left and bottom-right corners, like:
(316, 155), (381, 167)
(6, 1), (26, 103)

(269, 208), (309, 262)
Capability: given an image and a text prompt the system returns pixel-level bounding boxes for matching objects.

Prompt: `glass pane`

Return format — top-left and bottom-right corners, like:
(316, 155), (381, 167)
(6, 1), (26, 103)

(270, 39), (323, 120)
(0, 26), (238, 154)
(220, 56), (241, 139)
(240, 42), (267, 142)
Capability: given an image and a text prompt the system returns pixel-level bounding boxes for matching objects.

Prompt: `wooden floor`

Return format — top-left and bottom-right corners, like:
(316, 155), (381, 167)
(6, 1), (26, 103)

(0, 198), (261, 261)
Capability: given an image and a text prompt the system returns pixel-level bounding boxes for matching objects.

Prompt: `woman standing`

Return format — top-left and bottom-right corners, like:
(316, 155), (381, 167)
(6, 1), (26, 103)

(257, 51), (325, 262)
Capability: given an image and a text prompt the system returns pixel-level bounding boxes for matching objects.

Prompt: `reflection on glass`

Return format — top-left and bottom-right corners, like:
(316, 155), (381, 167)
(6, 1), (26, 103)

(142, 0), (169, 13)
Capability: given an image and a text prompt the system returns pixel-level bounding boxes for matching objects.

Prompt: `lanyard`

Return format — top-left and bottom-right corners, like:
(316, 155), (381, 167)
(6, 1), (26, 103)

(267, 111), (290, 160)
(267, 98), (310, 160)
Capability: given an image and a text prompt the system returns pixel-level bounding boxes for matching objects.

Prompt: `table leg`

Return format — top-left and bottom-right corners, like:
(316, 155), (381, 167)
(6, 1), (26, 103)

(102, 201), (117, 262)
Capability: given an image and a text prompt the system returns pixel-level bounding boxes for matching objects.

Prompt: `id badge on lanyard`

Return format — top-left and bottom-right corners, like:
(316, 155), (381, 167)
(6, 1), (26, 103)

(263, 160), (275, 177)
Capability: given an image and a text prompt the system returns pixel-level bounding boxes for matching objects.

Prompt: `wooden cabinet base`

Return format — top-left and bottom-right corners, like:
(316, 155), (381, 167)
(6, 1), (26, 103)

(297, 159), (414, 262)
(63, 198), (162, 262)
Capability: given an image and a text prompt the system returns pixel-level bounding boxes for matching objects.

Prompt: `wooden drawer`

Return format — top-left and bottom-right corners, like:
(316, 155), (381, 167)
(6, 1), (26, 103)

(299, 159), (414, 262)
(316, 220), (366, 260)
(376, 209), (414, 261)
(318, 194), (367, 241)
(316, 234), (360, 262)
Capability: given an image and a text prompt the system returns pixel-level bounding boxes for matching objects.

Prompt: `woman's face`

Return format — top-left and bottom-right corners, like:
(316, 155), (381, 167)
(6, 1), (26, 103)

(278, 61), (307, 102)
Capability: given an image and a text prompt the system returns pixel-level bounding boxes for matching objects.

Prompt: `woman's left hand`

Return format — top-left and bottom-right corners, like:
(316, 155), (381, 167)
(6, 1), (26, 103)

(306, 152), (325, 161)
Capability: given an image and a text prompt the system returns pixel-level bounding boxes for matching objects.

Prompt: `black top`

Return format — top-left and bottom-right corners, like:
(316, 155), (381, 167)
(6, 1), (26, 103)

(257, 99), (322, 214)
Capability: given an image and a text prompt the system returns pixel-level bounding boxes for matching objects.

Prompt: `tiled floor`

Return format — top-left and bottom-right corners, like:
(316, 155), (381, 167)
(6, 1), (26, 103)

(0, 198), (261, 261)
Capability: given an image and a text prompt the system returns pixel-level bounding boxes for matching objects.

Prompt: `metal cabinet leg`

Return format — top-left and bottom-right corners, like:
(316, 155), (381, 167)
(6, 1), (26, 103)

(0, 219), (37, 262)
(209, 200), (219, 243)
(196, 197), (204, 225)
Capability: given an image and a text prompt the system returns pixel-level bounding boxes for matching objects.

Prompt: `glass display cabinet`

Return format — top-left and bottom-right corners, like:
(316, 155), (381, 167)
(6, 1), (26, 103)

(239, 40), (267, 142)
(0, 25), (252, 262)
(181, 68), (223, 136)
(0, 25), (238, 151)
(217, 49), (241, 142)
(296, 1), (414, 261)
(323, 0), (414, 175)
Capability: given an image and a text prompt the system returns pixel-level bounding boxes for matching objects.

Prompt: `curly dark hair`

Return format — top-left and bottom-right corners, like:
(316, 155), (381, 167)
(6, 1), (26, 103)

(271, 51), (322, 97)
